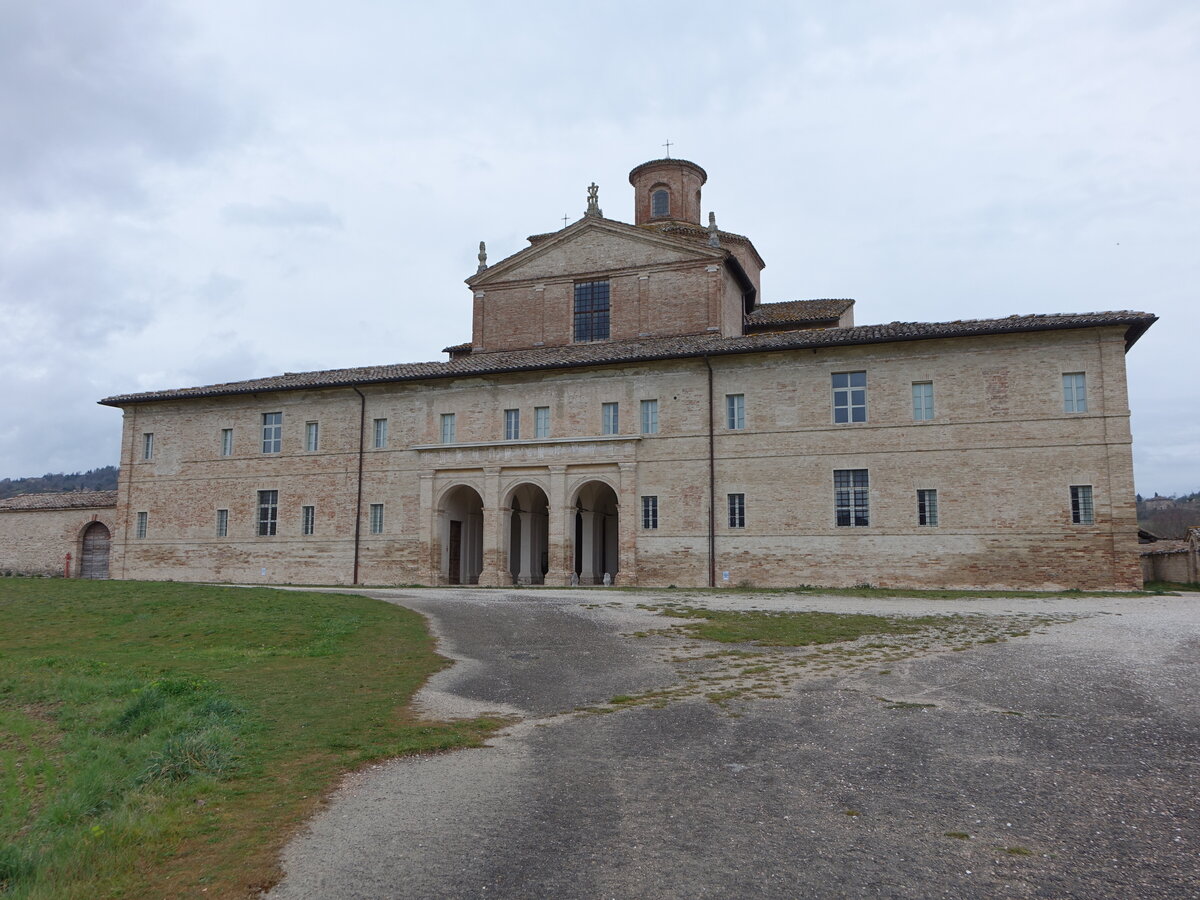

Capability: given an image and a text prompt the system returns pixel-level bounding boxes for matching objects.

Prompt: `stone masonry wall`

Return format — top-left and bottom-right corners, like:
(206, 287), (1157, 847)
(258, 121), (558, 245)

(0, 506), (117, 576)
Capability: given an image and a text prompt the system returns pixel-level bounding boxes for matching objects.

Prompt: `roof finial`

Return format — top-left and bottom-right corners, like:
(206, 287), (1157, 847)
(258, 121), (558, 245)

(585, 182), (602, 217)
(476, 240), (487, 274)
(707, 211), (720, 248)
(663, 139), (673, 158)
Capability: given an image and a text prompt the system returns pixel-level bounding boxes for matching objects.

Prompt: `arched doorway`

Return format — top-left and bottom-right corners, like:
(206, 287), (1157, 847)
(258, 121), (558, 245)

(507, 483), (549, 585)
(440, 486), (484, 585)
(573, 481), (619, 585)
(80, 521), (111, 579)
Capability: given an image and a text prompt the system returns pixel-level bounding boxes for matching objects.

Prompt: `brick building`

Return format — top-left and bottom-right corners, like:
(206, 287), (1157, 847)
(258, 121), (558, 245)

(92, 157), (1155, 590)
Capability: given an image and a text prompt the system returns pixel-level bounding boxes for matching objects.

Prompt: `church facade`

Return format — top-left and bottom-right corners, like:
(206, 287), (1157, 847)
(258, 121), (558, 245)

(97, 158), (1155, 590)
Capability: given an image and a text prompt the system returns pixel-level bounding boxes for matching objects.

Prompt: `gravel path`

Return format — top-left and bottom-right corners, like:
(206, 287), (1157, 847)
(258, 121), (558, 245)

(267, 589), (1199, 899)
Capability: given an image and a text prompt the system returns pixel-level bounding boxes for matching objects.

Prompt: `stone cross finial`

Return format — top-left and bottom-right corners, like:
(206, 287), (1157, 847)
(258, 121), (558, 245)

(585, 182), (602, 217)
(707, 212), (720, 248)
(476, 241), (487, 274)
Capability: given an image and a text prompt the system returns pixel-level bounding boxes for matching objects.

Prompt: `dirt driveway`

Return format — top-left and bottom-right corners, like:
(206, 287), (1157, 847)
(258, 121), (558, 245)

(267, 589), (1199, 899)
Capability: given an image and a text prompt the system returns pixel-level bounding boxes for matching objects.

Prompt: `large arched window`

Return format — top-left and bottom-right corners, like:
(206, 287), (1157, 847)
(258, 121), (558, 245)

(651, 188), (670, 218)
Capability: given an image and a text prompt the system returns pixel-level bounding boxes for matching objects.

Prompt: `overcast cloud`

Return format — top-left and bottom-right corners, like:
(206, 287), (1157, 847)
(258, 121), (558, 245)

(1, 0), (1196, 495)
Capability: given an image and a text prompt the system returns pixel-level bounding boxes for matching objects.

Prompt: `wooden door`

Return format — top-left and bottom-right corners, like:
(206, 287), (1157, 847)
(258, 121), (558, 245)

(80, 522), (111, 579)
(448, 520), (462, 585)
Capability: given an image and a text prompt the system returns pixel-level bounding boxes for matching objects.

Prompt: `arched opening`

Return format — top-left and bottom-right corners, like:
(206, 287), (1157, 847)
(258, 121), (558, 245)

(80, 521), (111, 580)
(507, 483), (550, 585)
(440, 486), (484, 585)
(573, 480), (619, 585)
(651, 187), (670, 218)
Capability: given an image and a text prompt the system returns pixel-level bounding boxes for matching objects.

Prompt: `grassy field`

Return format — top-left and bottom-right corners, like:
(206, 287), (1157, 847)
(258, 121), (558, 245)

(654, 605), (955, 645)
(0, 580), (500, 899)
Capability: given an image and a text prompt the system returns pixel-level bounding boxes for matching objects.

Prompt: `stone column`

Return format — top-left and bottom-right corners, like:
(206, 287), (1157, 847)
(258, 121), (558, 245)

(517, 510), (534, 584)
(479, 467), (505, 587)
(419, 470), (437, 583)
(617, 462), (638, 585)
(579, 508), (598, 585)
(547, 466), (572, 586)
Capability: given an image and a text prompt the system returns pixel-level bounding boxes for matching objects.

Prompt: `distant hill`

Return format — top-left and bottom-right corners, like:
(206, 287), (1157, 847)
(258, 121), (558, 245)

(1137, 489), (1200, 540)
(0, 466), (119, 499)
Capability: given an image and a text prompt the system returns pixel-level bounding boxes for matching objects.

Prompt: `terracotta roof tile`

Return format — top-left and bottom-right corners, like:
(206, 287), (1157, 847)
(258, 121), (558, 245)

(0, 491), (118, 511)
(100, 310), (1157, 406)
(745, 299), (854, 329)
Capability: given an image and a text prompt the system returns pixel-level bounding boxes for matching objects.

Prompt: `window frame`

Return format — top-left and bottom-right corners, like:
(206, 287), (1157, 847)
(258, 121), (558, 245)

(834, 469), (870, 527)
(912, 382), (934, 421)
(504, 408), (520, 441)
(726, 393), (745, 430)
(301, 505), (315, 536)
(440, 413), (456, 444)
(641, 495), (659, 530)
(373, 417), (388, 449)
(142, 432), (154, 460)
(1063, 372), (1088, 413)
(534, 406), (550, 439)
(727, 493), (746, 529)
(573, 280), (611, 343)
(369, 503), (384, 535)
(602, 402), (619, 435)
(917, 489), (939, 526)
(221, 428), (233, 457)
(832, 372), (867, 424)
(135, 511), (148, 539)
(305, 421), (319, 453)
(1070, 485), (1094, 525)
(257, 490), (278, 536)
(262, 412), (282, 454)
(651, 188), (670, 218)
(216, 508), (229, 538)
(640, 399), (659, 435)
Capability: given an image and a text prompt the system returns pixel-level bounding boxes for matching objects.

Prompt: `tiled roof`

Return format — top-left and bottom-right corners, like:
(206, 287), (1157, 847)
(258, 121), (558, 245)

(99, 310), (1157, 406)
(745, 299), (854, 329)
(1140, 540), (1189, 556)
(0, 491), (118, 511)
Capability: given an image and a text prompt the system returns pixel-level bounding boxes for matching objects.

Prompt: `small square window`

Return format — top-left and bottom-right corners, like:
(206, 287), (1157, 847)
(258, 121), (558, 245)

(917, 489), (938, 526)
(369, 503), (384, 534)
(833, 372), (867, 423)
(535, 406), (550, 439)
(504, 409), (520, 441)
(912, 382), (934, 421)
(262, 413), (282, 454)
(834, 469), (869, 526)
(1063, 373), (1087, 413)
(727, 493), (746, 528)
(135, 511), (148, 539)
(216, 508), (229, 538)
(302, 505), (315, 536)
(440, 413), (456, 444)
(373, 418), (388, 449)
(257, 490), (278, 536)
(640, 399), (659, 435)
(726, 394), (745, 430)
(221, 428), (233, 457)
(602, 402), (619, 435)
(641, 495), (659, 529)
(142, 432), (154, 460)
(1070, 485), (1094, 525)
(306, 422), (319, 452)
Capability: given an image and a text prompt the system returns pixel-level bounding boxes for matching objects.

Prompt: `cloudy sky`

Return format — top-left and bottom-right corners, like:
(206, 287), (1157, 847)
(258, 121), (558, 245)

(2, 0), (1196, 495)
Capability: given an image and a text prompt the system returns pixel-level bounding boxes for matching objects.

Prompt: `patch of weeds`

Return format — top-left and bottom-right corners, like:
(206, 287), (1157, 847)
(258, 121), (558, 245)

(844, 809), (861, 816)
(656, 607), (955, 647)
(877, 669), (892, 675)
(1001, 710), (1024, 716)
(944, 832), (971, 840)
(1001, 846), (1033, 856)
(740, 665), (771, 675)
(608, 695), (637, 705)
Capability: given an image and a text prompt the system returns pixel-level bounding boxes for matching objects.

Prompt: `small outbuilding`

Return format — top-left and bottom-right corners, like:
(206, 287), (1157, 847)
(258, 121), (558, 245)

(0, 491), (118, 578)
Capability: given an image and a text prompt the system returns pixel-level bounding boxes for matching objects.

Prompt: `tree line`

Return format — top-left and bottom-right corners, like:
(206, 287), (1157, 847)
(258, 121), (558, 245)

(0, 466), (119, 499)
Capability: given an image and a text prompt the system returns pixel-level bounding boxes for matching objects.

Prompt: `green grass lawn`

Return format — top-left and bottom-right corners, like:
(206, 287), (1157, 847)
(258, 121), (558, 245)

(655, 605), (955, 645)
(0, 579), (500, 899)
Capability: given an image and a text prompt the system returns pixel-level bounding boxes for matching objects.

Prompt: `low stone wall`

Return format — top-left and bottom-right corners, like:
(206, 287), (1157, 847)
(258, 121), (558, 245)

(0, 493), (117, 577)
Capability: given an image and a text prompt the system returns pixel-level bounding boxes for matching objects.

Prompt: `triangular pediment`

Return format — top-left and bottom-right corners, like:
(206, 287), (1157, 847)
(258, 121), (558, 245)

(467, 217), (725, 287)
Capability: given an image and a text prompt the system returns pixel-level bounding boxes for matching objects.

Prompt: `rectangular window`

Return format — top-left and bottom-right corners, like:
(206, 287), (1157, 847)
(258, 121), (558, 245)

(305, 421), (319, 452)
(1063, 373), (1087, 413)
(135, 511), (148, 539)
(641, 495), (659, 529)
(221, 428), (233, 457)
(440, 413), (456, 444)
(535, 406), (550, 439)
(727, 493), (746, 528)
(262, 412), (282, 454)
(912, 382), (934, 421)
(726, 393), (745, 430)
(834, 469), (870, 526)
(602, 402), (619, 435)
(640, 399), (659, 434)
(573, 280), (610, 342)
(142, 432), (154, 460)
(504, 408), (520, 441)
(917, 489), (939, 526)
(832, 372), (867, 423)
(373, 418), (388, 449)
(369, 503), (384, 534)
(257, 490), (278, 536)
(302, 505), (315, 536)
(216, 508), (229, 537)
(1071, 485), (1094, 525)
